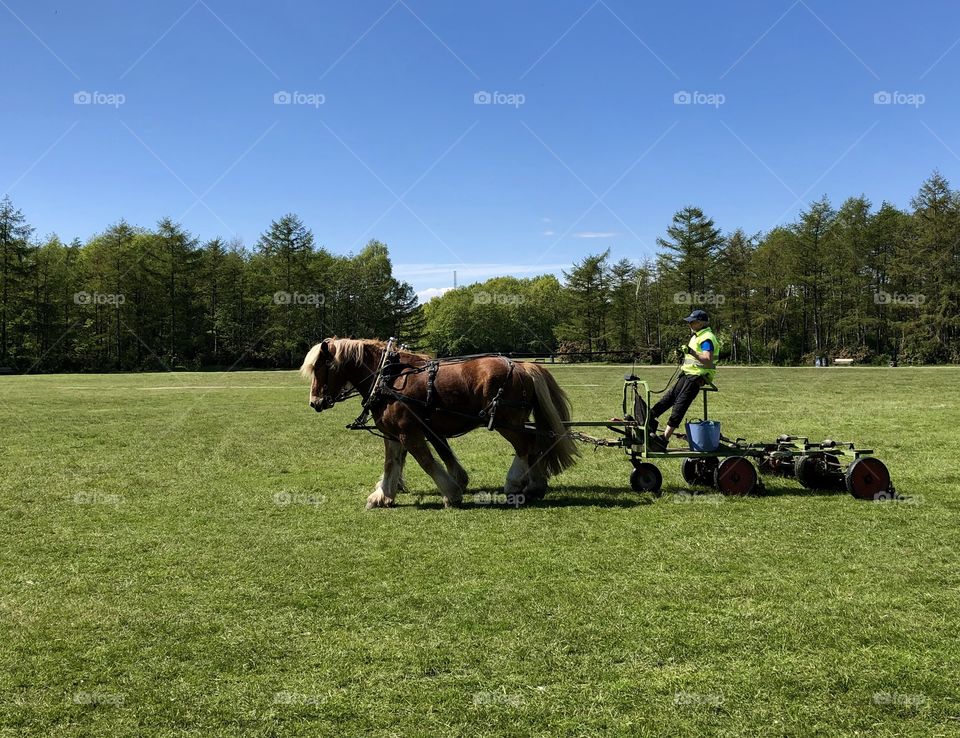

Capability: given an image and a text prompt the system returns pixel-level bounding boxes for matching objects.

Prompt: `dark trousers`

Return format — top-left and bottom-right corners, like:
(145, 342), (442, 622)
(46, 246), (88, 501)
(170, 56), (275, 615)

(651, 373), (705, 429)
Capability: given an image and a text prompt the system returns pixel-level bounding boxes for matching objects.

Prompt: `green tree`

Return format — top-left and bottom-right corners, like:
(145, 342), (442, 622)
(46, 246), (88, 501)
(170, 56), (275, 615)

(0, 196), (34, 367)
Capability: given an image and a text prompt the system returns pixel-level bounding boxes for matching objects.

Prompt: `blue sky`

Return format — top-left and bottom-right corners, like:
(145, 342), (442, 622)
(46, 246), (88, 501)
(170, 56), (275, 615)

(3, 0), (959, 300)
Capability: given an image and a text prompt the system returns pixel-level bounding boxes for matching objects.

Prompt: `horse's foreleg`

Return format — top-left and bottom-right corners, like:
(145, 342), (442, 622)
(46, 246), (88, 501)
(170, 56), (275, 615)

(396, 447), (409, 493)
(366, 438), (405, 510)
(430, 436), (468, 492)
(403, 431), (462, 508)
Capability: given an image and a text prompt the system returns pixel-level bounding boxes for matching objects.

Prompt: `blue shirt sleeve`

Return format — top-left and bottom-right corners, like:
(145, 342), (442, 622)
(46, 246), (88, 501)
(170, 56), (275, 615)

(700, 339), (713, 351)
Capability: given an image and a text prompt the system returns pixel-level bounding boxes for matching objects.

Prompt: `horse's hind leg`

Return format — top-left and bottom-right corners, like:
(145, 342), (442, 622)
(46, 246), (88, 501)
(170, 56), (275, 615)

(429, 435), (469, 492)
(497, 428), (535, 498)
(367, 438), (405, 509)
(403, 431), (463, 508)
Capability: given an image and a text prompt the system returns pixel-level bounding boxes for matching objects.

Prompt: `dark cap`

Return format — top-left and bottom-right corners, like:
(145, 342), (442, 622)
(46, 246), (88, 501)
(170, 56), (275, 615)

(683, 309), (709, 323)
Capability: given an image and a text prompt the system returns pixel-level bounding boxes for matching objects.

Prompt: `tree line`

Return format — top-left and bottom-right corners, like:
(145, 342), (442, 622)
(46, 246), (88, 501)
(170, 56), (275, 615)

(0, 206), (421, 371)
(425, 171), (960, 365)
(1, 170), (957, 372)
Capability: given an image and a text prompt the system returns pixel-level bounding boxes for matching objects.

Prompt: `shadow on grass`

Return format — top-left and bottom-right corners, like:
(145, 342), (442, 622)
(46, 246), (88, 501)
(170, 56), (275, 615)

(395, 481), (850, 509)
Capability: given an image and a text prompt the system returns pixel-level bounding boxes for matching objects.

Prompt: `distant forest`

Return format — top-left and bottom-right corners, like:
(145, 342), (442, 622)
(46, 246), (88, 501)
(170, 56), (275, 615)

(1, 170), (957, 372)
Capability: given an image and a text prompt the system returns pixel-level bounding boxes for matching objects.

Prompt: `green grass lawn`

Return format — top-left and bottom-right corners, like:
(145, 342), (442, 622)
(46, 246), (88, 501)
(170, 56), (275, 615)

(1, 366), (958, 737)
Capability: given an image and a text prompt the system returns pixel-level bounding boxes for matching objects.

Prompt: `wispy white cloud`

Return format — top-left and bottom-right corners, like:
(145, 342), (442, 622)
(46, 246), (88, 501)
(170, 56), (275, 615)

(574, 231), (618, 239)
(542, 229), (555, 236)
(395, 262), (568, 279)
(416, 286), (453, 303)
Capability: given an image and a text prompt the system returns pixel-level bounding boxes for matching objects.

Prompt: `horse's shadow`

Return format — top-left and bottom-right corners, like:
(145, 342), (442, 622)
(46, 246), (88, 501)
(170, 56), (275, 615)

(399, 482), (849, 509)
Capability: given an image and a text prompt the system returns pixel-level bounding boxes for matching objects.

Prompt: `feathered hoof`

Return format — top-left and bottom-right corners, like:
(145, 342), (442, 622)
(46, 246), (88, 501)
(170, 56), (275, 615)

(365, 490), (395, 510)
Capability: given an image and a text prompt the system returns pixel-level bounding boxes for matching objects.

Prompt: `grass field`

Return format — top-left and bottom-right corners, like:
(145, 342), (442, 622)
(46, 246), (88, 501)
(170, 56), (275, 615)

(1, 365), (959, 737)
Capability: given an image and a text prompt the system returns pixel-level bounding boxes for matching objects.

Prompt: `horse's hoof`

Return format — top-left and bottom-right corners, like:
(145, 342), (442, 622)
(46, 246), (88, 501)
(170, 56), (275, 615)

(525, 487), (547, 501)
(366, 490), (394, 509)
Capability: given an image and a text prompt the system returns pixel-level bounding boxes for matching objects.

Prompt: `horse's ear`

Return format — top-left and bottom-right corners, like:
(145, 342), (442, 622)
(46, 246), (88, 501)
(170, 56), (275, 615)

(320, 340), (332, 358)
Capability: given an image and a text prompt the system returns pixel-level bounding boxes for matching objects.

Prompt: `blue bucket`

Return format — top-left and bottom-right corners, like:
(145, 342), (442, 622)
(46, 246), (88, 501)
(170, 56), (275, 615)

(686, 420), (722, 452)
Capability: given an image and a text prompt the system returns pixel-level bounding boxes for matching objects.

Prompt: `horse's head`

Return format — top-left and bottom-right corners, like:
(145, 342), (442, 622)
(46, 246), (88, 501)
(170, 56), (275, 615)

(300, 339), (351, 412)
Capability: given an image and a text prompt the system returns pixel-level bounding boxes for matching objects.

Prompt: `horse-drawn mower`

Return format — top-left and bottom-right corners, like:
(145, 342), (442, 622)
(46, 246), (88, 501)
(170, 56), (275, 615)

(557, 375), (895, 500)
(301, 338), (896, 508)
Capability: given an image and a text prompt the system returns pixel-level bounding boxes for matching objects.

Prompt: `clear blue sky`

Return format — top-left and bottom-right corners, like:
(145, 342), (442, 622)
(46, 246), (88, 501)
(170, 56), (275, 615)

(3, 0), (959, 300)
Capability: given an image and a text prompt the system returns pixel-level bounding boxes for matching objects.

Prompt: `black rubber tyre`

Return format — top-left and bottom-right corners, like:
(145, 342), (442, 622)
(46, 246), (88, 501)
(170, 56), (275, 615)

(682, 457), (718, 487)
(795, 453), (845, 490)
(630, 462), (663, 495)
(793, 455), (819, 489)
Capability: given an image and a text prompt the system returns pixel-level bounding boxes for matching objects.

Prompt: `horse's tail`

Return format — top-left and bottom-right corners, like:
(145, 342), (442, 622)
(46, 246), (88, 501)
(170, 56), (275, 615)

(299, 343), (324, 380)
(520, 362), (580, 477)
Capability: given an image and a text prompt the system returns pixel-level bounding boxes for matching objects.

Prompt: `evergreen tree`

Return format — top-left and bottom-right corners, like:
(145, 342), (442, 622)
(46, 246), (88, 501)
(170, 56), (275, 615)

(0, 196), (34, 367)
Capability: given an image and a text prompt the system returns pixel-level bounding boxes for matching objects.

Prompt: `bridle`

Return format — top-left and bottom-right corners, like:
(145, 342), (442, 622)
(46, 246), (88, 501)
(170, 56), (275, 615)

(312, 338), (395, 412)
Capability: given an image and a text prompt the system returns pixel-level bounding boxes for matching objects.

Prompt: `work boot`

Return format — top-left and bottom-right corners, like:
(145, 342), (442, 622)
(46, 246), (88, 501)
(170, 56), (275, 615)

(647, 432), (668, 452)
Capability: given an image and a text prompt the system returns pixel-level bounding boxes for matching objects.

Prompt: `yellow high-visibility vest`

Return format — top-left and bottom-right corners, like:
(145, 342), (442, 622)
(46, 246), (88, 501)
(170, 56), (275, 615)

(681, 327), (719, 382)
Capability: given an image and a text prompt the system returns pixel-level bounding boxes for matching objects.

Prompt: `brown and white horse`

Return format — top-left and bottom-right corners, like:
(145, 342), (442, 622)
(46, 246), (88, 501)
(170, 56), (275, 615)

(300, 338), (579, 509)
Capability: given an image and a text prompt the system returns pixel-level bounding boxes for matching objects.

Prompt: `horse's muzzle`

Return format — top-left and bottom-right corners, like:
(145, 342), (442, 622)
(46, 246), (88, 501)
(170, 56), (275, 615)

(310, 396), (334, 412)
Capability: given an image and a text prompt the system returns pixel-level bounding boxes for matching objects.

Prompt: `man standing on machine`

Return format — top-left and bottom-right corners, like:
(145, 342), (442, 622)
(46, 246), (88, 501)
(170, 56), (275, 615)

(648, 309), (718, 448)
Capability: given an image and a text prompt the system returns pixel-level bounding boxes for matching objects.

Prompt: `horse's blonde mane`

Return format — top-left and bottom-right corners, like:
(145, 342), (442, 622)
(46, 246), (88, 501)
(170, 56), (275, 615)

(299, 338), (428, 380)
